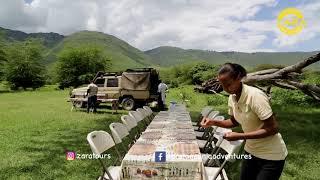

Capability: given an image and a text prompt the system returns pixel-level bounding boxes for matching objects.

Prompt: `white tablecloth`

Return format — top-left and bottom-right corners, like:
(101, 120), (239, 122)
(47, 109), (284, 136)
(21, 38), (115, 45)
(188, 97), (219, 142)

(120, 105), (207, 180)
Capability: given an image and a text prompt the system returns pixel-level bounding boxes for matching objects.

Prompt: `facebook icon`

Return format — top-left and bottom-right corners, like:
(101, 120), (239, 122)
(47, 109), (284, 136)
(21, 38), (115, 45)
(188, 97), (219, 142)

(155, 151), (166, 162)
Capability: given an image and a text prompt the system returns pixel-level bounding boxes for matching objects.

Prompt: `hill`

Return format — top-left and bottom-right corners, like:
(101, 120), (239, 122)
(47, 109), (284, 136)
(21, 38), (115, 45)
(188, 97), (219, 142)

(45, 31), (153, 70)
(1, 27), (319, 70)
(0, 27), (153, 71)
(0, 27), (64, 48)
(145, 46), (320, 69)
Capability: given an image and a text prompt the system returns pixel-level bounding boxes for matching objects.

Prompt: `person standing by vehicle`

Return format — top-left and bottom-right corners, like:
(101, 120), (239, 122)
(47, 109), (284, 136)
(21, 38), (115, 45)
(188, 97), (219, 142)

(86, 80), (98, 113)
(157, 80), (168, 110)
(201, 63), (287, 180)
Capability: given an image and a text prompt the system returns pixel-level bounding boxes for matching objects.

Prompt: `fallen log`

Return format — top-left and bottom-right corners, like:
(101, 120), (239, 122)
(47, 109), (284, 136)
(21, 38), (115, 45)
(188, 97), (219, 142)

(195, 52), (320, 102)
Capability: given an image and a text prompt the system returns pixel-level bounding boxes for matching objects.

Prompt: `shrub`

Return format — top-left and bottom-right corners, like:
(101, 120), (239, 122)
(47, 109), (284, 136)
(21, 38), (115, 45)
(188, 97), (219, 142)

(4, 40), (46, 90)
(302, 71), (320, 85)
(250, 64), (285, 72)
(207, 95), (228, 106)
(56, 45), (110, 89)
(160, 62), (219, 87)
(271, 88), (317, 106)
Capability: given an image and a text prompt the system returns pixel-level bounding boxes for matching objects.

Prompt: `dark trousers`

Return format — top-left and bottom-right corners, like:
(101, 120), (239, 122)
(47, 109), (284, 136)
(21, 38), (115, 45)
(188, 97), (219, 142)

(87, 95), (97, 113)
(157, 93), (165, 110)
(240, 151), (285, 180)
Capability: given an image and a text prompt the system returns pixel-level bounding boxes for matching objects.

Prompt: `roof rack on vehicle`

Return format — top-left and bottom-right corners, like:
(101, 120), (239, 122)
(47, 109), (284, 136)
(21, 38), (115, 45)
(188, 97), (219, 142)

(92, 71), (122, 81)
(125, 68), (154, 72)
(103, 72), (122, 76)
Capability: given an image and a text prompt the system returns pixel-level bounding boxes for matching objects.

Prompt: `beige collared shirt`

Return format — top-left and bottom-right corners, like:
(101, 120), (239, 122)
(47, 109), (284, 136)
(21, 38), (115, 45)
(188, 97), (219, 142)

(87, 83), (98, 97)
(228, 84), (288, 160)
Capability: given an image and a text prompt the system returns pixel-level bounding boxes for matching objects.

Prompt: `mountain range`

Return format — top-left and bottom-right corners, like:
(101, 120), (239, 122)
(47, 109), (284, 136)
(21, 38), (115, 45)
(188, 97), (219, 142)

(1, 26), (319, 70)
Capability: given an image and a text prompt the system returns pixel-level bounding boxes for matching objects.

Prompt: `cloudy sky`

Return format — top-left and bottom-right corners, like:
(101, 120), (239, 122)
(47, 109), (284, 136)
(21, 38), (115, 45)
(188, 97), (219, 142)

(0, 0), (319, 52)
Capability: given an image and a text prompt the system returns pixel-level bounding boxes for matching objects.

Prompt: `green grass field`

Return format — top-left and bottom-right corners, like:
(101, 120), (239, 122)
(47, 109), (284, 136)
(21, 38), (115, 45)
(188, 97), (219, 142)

(0, 86), (128, 179)
(0, 85), (319, 179)
(168, 86), (320, 180)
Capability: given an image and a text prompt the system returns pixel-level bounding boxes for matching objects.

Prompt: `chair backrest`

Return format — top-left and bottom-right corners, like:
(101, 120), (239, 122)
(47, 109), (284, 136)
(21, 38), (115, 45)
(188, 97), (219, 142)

(87, 131), (116, 155)
(208, 111), (219, 119)
(121, 115), (137, 131)
(214, 127), (232, 138)
(215, 127), (231, 134)
(214, 115), (225, 121)
(143, 106), (153, 115)
(129, 111), (144, 122)
(207, 139), (244, 180)
(136, 108), (148, 118)
(219, 139), (244, 161)
(203, 109), (213, 118)
(201, 107), (213, 116)
(109, 123), (130, 144)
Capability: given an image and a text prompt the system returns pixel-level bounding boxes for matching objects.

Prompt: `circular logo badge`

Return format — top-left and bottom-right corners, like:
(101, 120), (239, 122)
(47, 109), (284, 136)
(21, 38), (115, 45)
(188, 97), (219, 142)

(277, 8), (306, 35)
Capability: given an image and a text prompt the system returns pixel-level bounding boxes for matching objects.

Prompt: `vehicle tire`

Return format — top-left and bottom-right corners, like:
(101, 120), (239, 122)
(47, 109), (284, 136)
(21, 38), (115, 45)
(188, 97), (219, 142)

(74, 101), (85, 108)
(122, 97), (135, 110)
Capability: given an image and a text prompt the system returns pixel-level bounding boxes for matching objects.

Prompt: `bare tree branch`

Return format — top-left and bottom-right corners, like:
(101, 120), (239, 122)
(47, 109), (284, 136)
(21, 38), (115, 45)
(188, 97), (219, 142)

(243, 52), (320, 84)
(195, 52), (320, 102)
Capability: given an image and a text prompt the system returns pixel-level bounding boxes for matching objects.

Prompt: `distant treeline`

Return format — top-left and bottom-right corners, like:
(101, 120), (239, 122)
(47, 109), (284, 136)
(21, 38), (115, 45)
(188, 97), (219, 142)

(0, 37), (110, 90)
(159, 61), (320, 88)
(0, 36), (319, 91)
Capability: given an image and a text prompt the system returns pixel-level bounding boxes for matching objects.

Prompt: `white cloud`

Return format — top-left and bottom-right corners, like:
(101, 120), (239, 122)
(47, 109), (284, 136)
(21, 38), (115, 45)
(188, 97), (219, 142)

(0, 0), (318, 52)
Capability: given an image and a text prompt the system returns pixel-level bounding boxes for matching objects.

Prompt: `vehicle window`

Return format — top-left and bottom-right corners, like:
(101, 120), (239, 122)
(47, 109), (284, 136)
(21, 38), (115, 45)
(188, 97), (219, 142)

(107, 78), (119, 87)
(95, 78), (105, 87)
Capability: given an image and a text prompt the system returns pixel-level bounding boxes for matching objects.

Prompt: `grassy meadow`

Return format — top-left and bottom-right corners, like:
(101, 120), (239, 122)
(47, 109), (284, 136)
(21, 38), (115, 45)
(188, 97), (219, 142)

(0, 85), (320, 179)
(0, 86), (127, 179)
(168, 86), (320, 180)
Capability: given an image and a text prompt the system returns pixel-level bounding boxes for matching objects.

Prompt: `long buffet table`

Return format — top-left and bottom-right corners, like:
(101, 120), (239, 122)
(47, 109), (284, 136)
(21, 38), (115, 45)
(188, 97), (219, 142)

(120, 104), (207, 180)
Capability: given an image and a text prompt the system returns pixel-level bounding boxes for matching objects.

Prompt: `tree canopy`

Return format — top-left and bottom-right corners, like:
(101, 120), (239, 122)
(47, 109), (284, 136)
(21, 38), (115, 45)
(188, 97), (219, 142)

(4, 39), (46, 90)
(56, 45), (110, 89)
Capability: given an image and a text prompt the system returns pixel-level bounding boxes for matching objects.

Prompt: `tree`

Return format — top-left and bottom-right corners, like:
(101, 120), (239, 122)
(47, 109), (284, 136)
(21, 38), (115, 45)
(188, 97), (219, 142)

(0, 31), (6, 79)
(4, 39), (46, 90)
(195, 52), (320, 101)
(0, 47), (6, 80)
(56, 45), (110, 89)
(190, 62), (219, 84)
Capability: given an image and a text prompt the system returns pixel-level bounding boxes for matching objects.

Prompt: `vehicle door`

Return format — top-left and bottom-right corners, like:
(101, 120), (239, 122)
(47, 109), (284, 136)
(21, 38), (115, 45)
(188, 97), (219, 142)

(105, 77), (121, 99)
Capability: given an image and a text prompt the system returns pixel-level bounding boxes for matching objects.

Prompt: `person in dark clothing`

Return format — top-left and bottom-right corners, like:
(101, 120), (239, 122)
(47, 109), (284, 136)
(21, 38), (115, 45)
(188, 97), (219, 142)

(86, 80), (98, 113)
(157, 80), (168, 110)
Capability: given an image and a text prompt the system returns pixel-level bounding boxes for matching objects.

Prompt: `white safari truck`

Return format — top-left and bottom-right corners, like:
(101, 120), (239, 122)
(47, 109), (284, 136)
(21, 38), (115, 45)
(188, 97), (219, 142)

(69, 68), (160, 110)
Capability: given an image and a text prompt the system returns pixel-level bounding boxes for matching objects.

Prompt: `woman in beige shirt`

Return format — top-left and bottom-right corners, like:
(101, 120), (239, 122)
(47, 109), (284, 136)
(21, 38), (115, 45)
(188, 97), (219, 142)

(201, 63), (287, 180)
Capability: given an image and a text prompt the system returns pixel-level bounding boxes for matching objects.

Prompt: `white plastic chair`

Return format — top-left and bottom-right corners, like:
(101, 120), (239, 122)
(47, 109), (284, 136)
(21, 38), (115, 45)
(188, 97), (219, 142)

(143, 106), (153, 116)
(205, 139), (244, 180)
(136, 108), (147, 118)
(129, 110), (147, 131)
(137, 108), (152, 124)
(121, 115), (137, 132)
(136, 108), (148, 120)
(201, 135), (224, 163)
(121, 115), (140, 140)
(87, 131), (121, 180)
(194, 109), (217, 132)
(208, 111), (220, 119)
(200, 127), (232, 163)
(202, 107), (214, 116)
(192, 106), (213, 126)
(129, 111), (143, 122)
(110, 122), (132, 151)
(109, 123), (130, 144)
(195, 111), (220, 139)
(197, 116), (228, 151)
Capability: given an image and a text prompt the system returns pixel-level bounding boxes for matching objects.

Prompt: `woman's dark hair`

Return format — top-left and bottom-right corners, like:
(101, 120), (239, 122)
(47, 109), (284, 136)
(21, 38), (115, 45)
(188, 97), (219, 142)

(218, 63), (247, 79)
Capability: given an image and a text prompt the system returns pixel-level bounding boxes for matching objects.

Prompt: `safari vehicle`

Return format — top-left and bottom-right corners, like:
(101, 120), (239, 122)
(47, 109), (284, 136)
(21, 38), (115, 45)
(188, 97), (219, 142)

(69, 68), (160, 110)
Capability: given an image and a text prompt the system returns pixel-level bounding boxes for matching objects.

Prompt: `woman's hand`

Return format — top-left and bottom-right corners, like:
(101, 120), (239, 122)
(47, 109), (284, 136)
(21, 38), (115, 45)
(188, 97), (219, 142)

(200, 118), (214, 128)
(223, 132), (245, 141)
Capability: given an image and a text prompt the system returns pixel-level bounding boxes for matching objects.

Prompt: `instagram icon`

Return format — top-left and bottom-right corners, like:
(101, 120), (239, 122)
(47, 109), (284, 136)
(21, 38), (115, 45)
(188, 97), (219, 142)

(66, 151), (76, 160)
